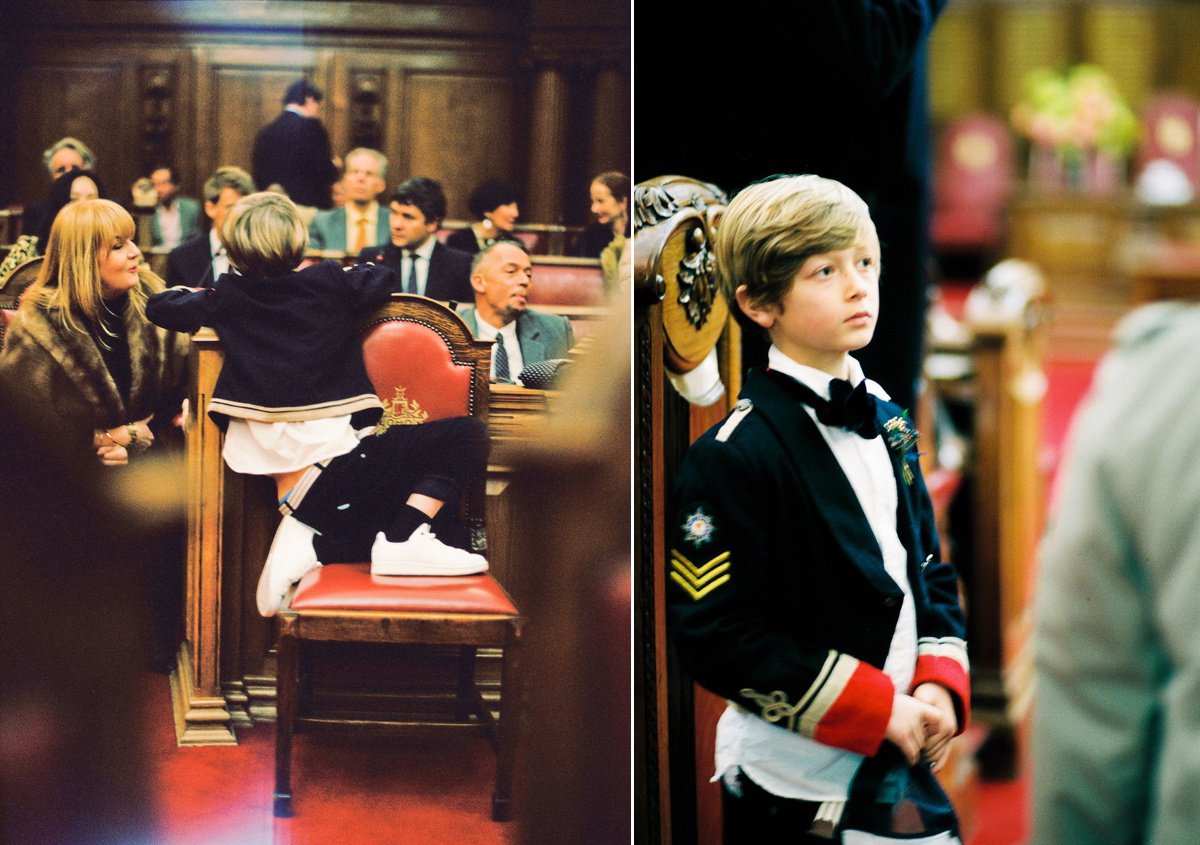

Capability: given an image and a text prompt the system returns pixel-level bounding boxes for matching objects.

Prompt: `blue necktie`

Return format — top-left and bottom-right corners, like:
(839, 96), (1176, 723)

(405, 251), (418, 294)
(493, 336), (510, 382)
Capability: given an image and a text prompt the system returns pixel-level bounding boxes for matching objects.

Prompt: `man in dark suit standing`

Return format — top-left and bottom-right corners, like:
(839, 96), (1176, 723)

(458, 241), (575, 385)
(251, 78), (341, 210)
(636, 1), (948, 412)
(166, 166), (255, 289)
(356, 176), (474, 303)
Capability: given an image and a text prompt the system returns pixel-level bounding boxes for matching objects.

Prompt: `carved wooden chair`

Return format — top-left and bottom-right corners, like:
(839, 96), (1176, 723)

(1135, 92), (1200, 200)
(930, 112), (1015, 259)
(273, 294), (524, 821)
(0, 256), (42, 346)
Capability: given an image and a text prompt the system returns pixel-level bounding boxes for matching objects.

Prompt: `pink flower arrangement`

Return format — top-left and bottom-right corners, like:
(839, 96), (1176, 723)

(1010, 64), (1139, 158)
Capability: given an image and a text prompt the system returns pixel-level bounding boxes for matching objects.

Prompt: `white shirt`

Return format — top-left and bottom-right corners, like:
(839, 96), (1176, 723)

(221, 416), (364, 475)
(157, 203), (182, 250)
(714, 347), (917, 802)
(400, 236), (438, 297)
(209, 230), (229, 282)
(473, 317), (524, 384)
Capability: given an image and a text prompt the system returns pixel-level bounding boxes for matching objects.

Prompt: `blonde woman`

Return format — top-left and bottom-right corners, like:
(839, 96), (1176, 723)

(0, 199), (191, 465)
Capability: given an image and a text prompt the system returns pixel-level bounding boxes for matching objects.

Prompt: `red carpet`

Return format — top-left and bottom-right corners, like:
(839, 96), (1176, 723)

(138, 674), (515, 845)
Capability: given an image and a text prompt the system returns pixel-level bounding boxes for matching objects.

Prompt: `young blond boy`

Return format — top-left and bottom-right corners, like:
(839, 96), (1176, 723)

(668, 175), (970, 842)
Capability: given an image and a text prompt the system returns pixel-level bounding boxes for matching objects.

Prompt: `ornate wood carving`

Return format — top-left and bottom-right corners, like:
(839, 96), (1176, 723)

(350, 71), (383, 152)
(140, 66), (174, 172)
(633, 176), (729, 371)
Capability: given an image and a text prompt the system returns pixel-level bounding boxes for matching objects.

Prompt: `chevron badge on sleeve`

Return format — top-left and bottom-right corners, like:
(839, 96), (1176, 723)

(670, 548), (731, 601)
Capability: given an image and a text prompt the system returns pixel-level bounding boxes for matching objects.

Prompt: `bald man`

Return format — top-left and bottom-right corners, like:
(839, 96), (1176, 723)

(457, 241), (574, 385)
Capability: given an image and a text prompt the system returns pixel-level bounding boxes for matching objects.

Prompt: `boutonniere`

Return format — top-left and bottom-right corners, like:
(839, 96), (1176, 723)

(883, 414), (919, 485)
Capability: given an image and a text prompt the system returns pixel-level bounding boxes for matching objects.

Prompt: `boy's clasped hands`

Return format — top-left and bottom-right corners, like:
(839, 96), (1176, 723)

(886, 682), (958, 773)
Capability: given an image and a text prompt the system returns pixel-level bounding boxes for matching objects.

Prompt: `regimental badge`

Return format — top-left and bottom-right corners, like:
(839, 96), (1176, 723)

(681, 507), (716, 548)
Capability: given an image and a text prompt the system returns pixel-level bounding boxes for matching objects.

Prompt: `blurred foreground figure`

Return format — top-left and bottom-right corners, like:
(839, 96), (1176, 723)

(1034, 302), (1200, 844)
(0, 377), (185, 845)
(513, 250), (630, 845)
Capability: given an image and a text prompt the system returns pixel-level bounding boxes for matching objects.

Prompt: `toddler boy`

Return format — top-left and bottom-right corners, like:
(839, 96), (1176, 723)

(148, 192), (490, 616)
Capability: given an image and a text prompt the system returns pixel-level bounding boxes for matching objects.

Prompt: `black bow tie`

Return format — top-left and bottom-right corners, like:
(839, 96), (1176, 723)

(771, 370), (880, 438)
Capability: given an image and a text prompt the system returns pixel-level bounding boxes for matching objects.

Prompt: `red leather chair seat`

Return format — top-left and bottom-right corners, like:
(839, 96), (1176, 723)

(290, 563), (518, 615)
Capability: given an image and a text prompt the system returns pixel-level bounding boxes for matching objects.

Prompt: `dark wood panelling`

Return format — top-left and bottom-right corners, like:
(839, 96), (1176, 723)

(12, 63), (127, 204)
(0, 1), (629, 228)
(408, 72), (516, 218)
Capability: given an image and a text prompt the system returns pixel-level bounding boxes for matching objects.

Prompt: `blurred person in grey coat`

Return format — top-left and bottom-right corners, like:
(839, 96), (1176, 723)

(1034, 301), (1200, 844)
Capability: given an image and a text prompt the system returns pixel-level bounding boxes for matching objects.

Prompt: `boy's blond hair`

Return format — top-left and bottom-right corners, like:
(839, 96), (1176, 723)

(715, 174), (880, 311)
(23, 199), (152, 335)
(221, 192), (308, 278)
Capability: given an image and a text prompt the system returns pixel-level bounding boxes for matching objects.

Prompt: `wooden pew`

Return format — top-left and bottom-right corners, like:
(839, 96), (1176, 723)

(927, 261), (1049, 777)
(0, 207), (23, 246)
(1131, 241), (1200, 303)
(438, 221), (586, 256)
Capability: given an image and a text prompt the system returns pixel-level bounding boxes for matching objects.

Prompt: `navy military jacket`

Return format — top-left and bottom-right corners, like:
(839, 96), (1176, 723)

(668, 367), (969, 756)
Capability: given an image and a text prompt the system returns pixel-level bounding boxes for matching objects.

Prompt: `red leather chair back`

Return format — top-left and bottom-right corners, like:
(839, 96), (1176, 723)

(529, 260), (605, 307)
(357, 294), (493, 427)
(361, 318), (472, 422)
(931, 113), (1015, 251)
(1136, 93), (1200, 189)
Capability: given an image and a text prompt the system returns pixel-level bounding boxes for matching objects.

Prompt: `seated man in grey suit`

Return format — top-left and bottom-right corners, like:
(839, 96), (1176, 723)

(308, 148), (390, 252)
(166, 166), (255, 289)
(356, 176), (473, 303)
(150, 165), (203, 249)
(459, 241), (575, 385)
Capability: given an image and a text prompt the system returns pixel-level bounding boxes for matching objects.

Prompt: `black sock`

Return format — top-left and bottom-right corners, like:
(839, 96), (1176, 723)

(384, 504), (429, 543)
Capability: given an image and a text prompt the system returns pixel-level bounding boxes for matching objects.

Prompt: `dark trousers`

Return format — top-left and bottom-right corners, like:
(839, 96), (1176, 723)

(721, 771), (833, 845)
(289, 416), (489, 562)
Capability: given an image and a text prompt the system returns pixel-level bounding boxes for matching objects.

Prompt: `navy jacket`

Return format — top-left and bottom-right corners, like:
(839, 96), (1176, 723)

(356, 240), (474, 304)
(251, 110), (340, 209)
(668, 367), (969, 757)
(146, 260), (398, 429)
(165, 233), (216, 290)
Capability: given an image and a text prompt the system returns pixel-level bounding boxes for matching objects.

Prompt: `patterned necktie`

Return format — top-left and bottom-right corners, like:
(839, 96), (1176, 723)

(493, 335), (510, 382)
(405, 251), (418, 294)
(354, 216), (369, 253)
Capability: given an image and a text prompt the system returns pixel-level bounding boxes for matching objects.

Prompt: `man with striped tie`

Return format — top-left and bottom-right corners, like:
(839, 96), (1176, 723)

(355, 176), (474, 304)
(459, 241), (575, 386)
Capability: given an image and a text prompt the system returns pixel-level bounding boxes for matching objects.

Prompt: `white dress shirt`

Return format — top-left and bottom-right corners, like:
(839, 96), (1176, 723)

(221, 416), (364, 475)
(157, 203), (182, 250)
(401, 236), (438, 297)
(473, 317), (524, 384)
(714, 346), (917, 803)
(209, 230), (229, 282)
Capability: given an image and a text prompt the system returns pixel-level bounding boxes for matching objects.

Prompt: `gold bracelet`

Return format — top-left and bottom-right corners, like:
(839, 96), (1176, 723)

(126, 423), (138, 446)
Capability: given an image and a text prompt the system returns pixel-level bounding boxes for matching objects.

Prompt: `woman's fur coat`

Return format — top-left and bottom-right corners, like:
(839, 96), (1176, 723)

(0, 271), (191, 460)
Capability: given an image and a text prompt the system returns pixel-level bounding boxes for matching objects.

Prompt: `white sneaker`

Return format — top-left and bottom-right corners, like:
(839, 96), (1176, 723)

(257, 514), (322, 617)
(370, 524), (489, 576)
